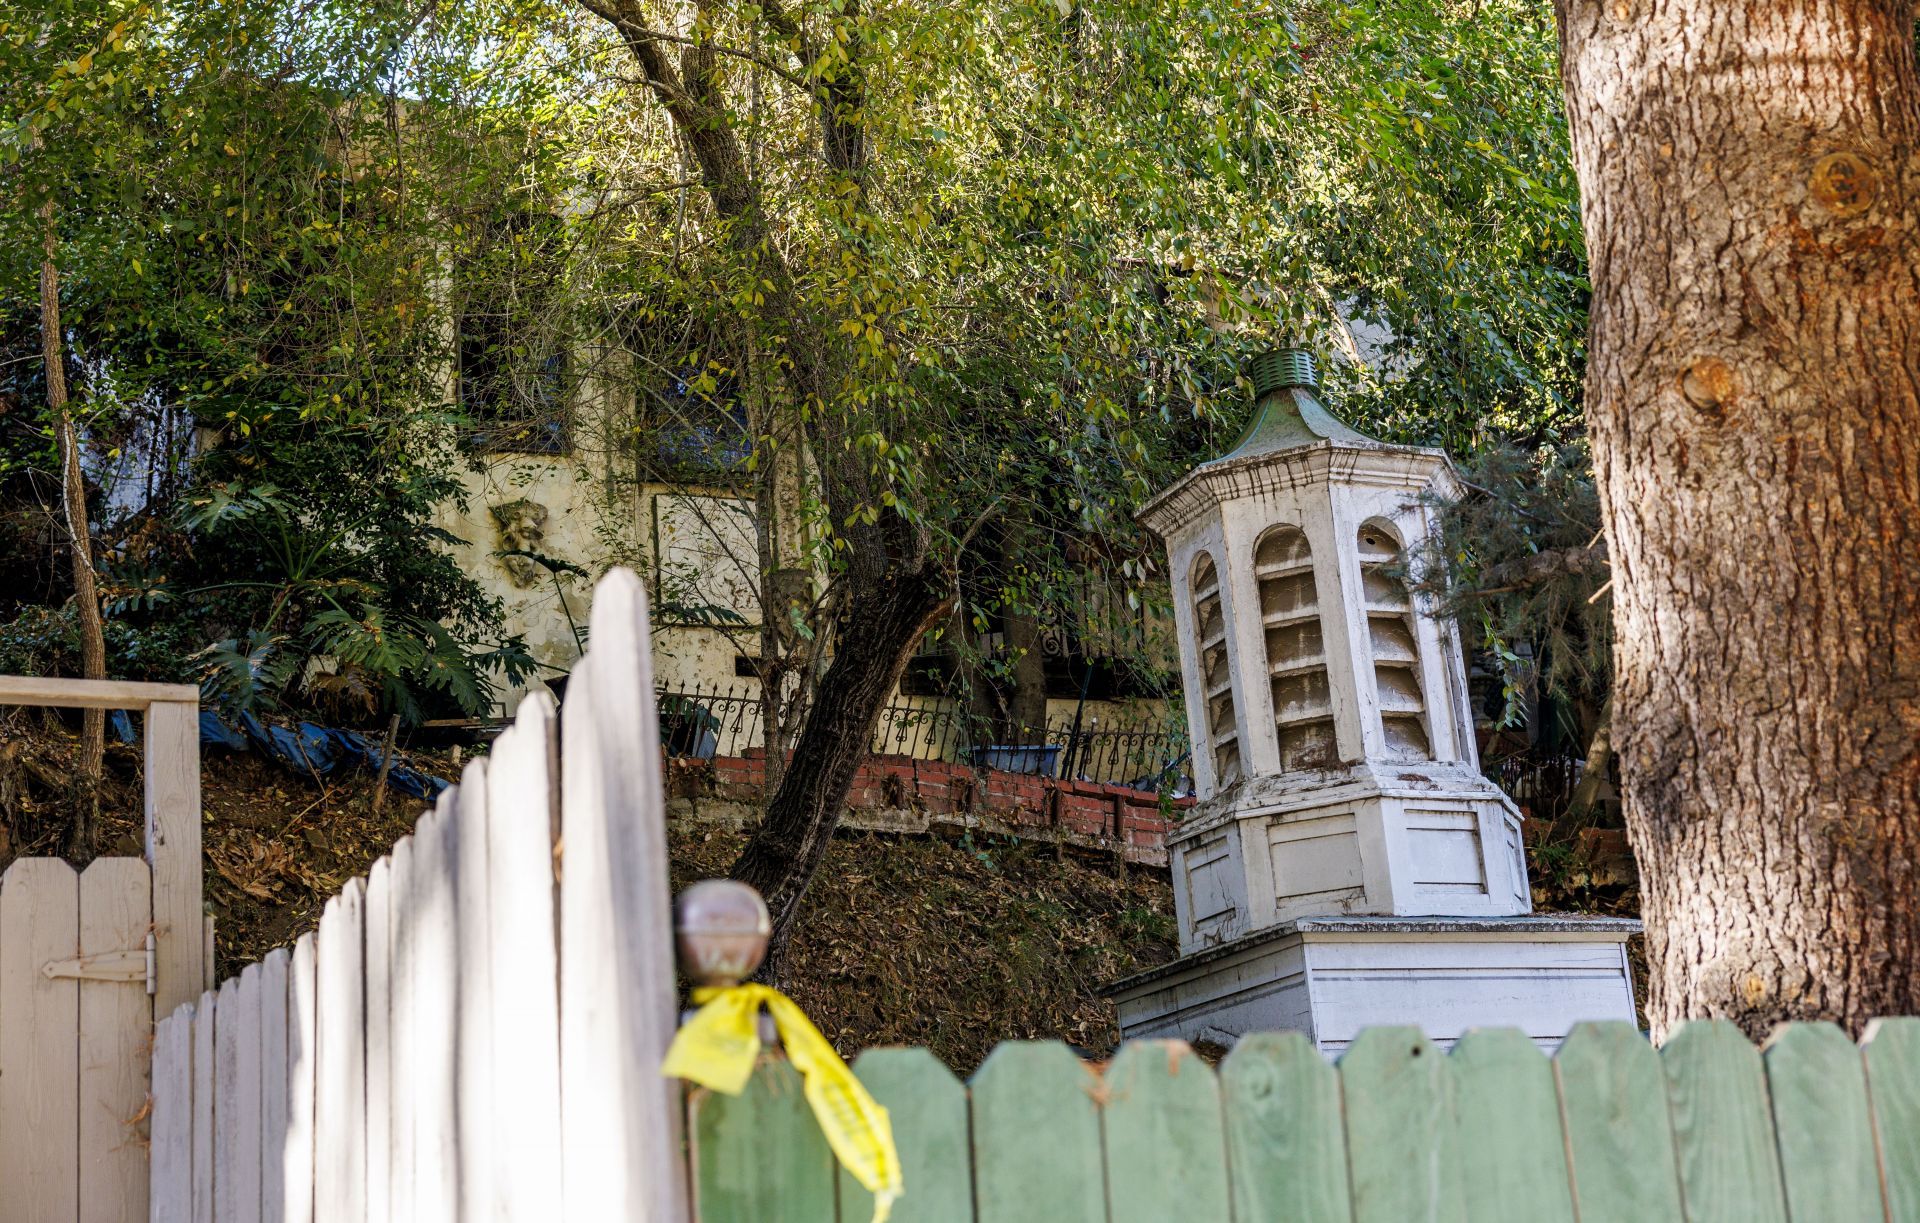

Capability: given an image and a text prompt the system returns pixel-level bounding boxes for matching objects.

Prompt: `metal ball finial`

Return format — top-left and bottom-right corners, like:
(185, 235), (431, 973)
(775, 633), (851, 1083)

(675, 879), (771, 988)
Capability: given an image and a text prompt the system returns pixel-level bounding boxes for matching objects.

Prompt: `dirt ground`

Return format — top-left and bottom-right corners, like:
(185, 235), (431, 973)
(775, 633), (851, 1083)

(0, 709), (1178, 1069)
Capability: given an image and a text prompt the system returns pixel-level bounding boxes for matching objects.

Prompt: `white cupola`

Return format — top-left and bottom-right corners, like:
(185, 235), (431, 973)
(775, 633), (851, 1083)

(1138, 349), (1532, 951)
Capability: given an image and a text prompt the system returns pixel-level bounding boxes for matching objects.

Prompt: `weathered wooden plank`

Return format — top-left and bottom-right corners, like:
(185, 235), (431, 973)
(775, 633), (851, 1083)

(283, 933), (317, 1223)
(1554, 1021), (1683, 1223)
(214, 971), (265, 1223)
(412, 797), (461, 1223)
(692, 1058), (836, 1223)
(78, 856), (152, 1223)
(1862, 1018), (1920, 1221)
(1220, 1030), (1350, 1223)
(146, 699), (204, 1016)
(1662, 1019), (1788, 1223)
(238, 966), (269, 1222)
(316, 880), (368, 1222)
(364, 856), (394, 1223)
(193, 987), (215, 1223)
(1339, 1026), (1465, 1223)
(1764, 1022), (1882, 1222)
(485, 698), (563, 1222)
(0, 858), (82, 1222)
(1449, 1027), (1574, 1223)
(385, 836), (417, 1220)
(0, 675), (197, 707)
(971, 1041), (1105, 1223)
(213, 975), (240, 1220)
(559, 569), (688, 1222)
(153, 1005), (196, 1223)
(839, 1047), (972, 1223)
(454, 759), (496, 1220)
(1102, 1040), (1230, 1223)
(259, 949), (290, 1223)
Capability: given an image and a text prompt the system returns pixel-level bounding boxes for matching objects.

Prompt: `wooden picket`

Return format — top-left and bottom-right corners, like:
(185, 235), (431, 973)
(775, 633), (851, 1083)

(1765, 1022), (1882, 1223)
(1219, 1031), (1349, 1223)
(971, 1042), (1105, 1223)
(1, 858), (82, 1222)
(1102, 1040), (1231, 1223)
(839, 1048), (971, 1223)
(149, 567), (685, 1223)
(1451, 1026), (1574, 1223)
(1866, 1018), (1920, 1221)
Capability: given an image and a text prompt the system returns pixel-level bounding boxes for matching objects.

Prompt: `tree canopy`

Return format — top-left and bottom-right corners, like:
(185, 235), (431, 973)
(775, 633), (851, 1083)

(2, 0), (1591, 919)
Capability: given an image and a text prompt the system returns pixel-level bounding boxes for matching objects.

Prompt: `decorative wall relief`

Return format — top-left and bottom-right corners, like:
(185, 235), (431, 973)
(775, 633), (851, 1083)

(491, 497), (551, 588)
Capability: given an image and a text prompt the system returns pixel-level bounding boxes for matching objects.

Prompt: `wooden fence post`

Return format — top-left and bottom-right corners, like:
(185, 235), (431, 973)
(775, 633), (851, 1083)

(146, 698), (205, 1016)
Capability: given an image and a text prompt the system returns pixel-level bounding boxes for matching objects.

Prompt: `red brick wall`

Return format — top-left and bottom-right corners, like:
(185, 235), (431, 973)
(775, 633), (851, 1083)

(662, 750), (1188, 866)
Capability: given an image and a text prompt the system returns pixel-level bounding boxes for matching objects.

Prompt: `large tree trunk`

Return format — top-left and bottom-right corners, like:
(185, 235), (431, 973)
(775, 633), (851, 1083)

(1556, 0), (1920, 1037)
(582, 0), (959, 960)
(1002, 611), (1050, 743)
(39, 202), (106, 857)
(733, 569), (952, 972)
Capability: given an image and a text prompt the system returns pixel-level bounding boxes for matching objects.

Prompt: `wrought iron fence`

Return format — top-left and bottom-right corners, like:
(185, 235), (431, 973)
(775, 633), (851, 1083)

(1042, 713), (1191, 793)
(1486, 752), (1587, 824)
(653, 682), (1189, 792)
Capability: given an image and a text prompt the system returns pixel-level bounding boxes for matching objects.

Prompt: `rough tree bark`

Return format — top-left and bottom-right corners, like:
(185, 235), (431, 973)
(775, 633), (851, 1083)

(1556, 0), (1920, 1036)
(734, 573), (953, 970)
(39, 201), (107, 857)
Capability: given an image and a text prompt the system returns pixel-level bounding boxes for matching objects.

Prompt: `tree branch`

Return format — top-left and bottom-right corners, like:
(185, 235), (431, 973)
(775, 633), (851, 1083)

(611, 28), (810, 90)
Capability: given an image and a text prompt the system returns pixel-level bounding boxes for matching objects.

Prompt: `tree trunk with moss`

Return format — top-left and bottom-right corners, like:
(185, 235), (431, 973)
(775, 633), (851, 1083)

(1557, 0), (1920, 1036)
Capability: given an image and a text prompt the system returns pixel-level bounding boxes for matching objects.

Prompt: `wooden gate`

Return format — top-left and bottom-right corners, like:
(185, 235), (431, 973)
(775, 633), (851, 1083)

(0, 679), (205, 1223)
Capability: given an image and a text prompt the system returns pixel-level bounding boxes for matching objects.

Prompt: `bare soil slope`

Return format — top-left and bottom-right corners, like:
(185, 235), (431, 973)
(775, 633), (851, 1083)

(1, 711), (1177, 1069)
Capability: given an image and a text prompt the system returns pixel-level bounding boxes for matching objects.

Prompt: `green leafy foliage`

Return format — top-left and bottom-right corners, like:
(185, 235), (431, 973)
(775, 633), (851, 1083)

(155, 429), (539, 724)
(0, 602), (194, 682)
(1412, 442), (1610, 733)
(0, 0), (549, 725)
(0, 0), (1593, 737)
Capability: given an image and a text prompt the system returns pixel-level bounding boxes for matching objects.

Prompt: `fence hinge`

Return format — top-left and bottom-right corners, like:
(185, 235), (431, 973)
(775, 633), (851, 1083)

(42, 934), (155, 989)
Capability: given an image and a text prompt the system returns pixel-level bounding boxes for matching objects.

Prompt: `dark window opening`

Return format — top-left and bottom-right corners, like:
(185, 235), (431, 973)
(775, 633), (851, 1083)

(636, 367), (751, 481)
(454, 210), (571, 455)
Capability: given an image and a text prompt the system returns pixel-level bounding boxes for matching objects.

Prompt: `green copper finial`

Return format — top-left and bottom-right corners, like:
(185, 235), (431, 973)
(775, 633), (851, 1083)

(1220, 347), (1377, 460)
(1249, 348), (1319, 396)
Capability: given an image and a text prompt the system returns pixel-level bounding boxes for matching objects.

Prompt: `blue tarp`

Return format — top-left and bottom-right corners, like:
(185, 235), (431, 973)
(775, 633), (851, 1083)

(111, 706), (450, 799)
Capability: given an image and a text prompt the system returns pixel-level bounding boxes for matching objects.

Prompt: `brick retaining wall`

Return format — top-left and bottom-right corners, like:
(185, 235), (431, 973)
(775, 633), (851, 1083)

(662, 750), (1189, 866)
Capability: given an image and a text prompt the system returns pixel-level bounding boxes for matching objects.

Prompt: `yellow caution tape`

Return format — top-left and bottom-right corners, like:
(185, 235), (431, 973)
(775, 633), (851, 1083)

(663, 983), (902, 1223)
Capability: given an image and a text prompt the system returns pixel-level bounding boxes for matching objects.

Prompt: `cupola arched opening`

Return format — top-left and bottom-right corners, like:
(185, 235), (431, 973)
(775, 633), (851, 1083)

(1357, 520), (1431, 760)
(1190, 551), (1242, 786)
(1255, 525), (1336, 770)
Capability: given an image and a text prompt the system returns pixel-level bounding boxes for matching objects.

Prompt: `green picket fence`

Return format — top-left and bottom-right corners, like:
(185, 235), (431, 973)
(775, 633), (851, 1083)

(689, 1019), (1920, 1223)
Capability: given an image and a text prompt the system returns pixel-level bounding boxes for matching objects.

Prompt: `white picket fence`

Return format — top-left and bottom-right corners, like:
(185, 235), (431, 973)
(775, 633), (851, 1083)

(149, 569), (689, 1222)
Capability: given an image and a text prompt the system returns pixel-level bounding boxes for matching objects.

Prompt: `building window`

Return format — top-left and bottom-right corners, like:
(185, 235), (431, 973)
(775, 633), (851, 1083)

(636, 366), (752, 481)
(1256, 525), (1335, 770)
(1358, 522), (1431, 760)
(455, 210), (571, 454)
(460, 339), (568, 453)
(1191, 551), (1241, 787)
